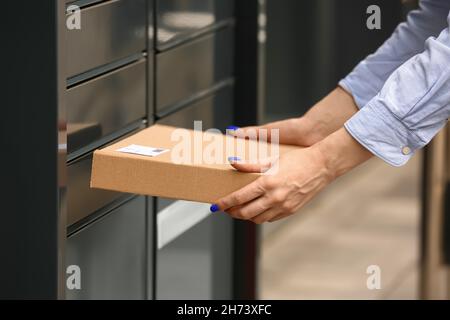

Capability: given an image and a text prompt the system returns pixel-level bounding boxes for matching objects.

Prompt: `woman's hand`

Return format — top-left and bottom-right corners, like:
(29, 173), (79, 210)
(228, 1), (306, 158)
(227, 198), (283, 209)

(227, 117), (318, 147)
(227, 86), (359, 147)
(213, 128), (373, 223)
(216, 147), (332, 224)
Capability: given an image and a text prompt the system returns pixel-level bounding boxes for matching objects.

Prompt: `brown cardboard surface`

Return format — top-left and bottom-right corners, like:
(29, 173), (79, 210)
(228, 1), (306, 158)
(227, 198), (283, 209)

(91, 124), (298, 203)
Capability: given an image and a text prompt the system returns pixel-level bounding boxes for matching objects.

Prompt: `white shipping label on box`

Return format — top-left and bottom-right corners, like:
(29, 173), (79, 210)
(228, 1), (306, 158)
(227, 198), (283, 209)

(116, 144), (169, 157)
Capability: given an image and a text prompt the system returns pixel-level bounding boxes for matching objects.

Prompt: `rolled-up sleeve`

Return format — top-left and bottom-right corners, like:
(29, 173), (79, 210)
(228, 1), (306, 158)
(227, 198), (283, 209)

(345, 11), (450, 166)
(339, 0), (450, 109)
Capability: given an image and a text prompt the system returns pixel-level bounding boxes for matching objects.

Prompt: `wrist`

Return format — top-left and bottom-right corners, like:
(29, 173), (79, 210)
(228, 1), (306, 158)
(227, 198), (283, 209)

(298, 114), (328, 146)
(300, 87), (359, 146)
(312, 127), (373, 179)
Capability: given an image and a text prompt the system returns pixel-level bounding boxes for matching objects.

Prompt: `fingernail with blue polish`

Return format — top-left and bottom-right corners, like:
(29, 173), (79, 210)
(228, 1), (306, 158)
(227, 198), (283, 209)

(210, 204), (219, 213)
(228, 156), (241, 163)
(226, 125), (240, 131)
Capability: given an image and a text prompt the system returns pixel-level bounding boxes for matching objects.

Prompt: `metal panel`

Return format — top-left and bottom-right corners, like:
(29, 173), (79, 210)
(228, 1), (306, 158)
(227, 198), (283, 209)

(156, 27), (234, 113)
(66, 196), (146, 300)
(156, 0), (234, 50)
(147, 196), (155, 300)
(156, 200), (233, 299)
(148, 0), (155, 121)
(66, 0), (146, 77)
(157, 84), (234, 131)
(67, 153), (124, 226)
(156, 207), (233, 299)
(157, 216), (213, 299)
(67, 59), (146, 154)
(58, 0), (69, 299)
(1, 0), (63, 300)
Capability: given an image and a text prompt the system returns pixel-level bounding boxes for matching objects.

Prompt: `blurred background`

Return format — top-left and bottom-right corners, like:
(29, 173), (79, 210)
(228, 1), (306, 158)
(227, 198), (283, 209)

(258, 0), (428, 299)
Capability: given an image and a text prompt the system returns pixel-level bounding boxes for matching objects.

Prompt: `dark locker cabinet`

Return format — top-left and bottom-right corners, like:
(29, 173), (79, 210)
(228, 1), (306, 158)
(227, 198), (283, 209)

(2, 0), (260, 299)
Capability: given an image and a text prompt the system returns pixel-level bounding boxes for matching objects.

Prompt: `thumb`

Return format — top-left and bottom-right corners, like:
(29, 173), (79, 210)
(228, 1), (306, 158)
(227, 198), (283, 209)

(228, 156), (276, 173)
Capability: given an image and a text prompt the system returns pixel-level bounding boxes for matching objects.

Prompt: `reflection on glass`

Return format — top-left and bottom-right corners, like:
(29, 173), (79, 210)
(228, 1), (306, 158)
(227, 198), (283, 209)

(156, 0), (234, 47)
(163, 12), (215, 29)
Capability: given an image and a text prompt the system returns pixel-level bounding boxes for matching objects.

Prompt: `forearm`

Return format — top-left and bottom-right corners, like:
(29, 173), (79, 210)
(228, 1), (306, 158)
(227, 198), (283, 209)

(300, 87), (359, 145)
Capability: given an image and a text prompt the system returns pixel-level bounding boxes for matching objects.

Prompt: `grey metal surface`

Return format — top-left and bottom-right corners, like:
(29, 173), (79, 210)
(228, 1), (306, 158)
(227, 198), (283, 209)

(66, 196), (147, 300)
(156, 27), (234, 113)
(67, 53), (144, 87)
(156, 0), (234, 50)
(67, 59), (146, 154)
(148, 0), (155, 121)
(157, 216), (213, 299)
(1, 0), (62, 300)
(157, 84), (234, 132)
(156, 199), (232, 299)
(156, 212), (233, 299)
(58, 0), (68, 299)
(147, 197), (155, 300)
(66, 0), (146, 77)
(67, 152), (123, 226)
(211, 211), (233, 299)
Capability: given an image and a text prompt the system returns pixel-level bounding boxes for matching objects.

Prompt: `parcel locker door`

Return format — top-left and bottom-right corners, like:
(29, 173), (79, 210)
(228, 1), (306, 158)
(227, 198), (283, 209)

(67, 59), (146, 155)
(157, 84), (234, 131)
(155, 27), (234, 114)
(156, 200), (233, 299)
(66, 196), (146, 300)
(157, 201), (213, 299)
(155, 87), (234, 299)
(67, 152), (122, 226)
(66, 0), (146, 77)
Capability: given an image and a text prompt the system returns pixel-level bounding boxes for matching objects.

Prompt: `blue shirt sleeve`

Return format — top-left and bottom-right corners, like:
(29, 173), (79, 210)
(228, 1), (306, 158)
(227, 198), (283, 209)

(339, 0), (450, 109)
(345, 11), (450, 166)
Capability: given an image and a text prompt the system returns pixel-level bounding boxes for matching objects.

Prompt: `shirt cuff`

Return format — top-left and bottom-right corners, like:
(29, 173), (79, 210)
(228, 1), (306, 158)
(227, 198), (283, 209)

(344, 98), (425, 167)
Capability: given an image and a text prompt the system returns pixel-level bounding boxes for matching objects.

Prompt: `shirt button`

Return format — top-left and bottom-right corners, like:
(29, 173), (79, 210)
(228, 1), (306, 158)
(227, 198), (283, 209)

(402, 146), (411, 155)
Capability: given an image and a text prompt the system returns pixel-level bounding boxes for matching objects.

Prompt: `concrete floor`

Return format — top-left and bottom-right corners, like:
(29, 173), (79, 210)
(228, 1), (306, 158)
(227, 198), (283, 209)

(259, 151), (421, 299)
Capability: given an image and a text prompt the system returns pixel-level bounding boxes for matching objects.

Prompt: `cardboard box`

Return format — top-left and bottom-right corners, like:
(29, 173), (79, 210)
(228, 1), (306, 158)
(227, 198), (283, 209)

(91, 124), (297, 203)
